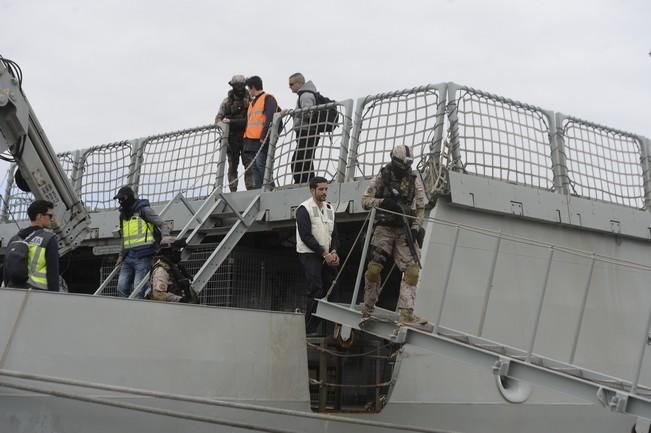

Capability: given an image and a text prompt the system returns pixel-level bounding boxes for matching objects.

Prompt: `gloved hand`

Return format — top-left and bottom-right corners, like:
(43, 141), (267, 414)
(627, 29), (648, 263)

(379, 198), (402, 213)
(411, 227), (425, 248)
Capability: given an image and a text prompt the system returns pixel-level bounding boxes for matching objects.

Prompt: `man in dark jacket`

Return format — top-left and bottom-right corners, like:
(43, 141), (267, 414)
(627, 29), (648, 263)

(3, 200), (59, 291)
(289, 72), (320, 184)
(114, 186), (169, 298)
(242, 75), (279, 190)
(295, 176), (340, 335)
(215, 74), (251, 192)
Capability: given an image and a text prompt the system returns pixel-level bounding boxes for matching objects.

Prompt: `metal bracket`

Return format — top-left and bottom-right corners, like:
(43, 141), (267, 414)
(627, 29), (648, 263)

(390, 327), (408, 344)
(493, 357), (510, 377)
(596, 387), (629, 413)
(510, 201), (523, 216)
(610, 220), (621, 234)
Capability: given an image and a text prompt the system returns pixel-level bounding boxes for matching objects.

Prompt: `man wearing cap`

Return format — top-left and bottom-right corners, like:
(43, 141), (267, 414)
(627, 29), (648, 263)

(215, 75), (251, 192)
(114, 186), (169, 299)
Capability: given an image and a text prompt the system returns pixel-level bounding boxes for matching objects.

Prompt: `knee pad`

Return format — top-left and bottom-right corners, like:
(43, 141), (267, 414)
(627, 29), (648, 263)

(404, 265), (420, 285)
(365, 261), (384, 283)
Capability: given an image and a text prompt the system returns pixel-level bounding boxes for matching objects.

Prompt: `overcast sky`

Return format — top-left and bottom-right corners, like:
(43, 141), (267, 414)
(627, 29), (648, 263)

(2, 0), (650, 153)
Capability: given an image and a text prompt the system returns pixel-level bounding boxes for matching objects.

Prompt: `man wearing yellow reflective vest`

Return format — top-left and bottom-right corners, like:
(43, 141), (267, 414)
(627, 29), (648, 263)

(243, 75), (279, 190)
(114, 186), (169, 298)
(3, 200), (60, 291)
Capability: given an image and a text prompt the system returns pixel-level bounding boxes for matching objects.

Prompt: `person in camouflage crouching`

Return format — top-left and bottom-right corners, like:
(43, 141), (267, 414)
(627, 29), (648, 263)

(360, 144), (428, 326)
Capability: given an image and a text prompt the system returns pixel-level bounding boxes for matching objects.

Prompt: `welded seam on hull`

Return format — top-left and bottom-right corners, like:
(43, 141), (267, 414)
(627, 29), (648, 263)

(0, 289), (31, 368)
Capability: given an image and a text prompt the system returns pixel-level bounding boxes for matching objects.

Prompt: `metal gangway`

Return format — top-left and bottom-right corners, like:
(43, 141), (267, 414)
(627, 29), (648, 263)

(316, 207), (651, 425)
(92, 121), (263, 298)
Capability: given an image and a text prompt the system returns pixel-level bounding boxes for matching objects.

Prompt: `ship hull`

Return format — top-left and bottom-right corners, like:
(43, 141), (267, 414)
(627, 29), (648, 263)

(0, 286), (638, 433)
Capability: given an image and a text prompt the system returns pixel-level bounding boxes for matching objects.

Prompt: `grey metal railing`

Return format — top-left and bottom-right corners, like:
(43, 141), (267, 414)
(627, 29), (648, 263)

(347, 84), (447, 181)
(446, 83), (555, 191)
(265, 99), (353, 190)
(559, 114), (646, 209)
(2, 82), (650, 219)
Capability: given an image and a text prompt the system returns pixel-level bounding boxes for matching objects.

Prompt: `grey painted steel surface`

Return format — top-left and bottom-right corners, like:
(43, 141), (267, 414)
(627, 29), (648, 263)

(0, 287), (639, 433)
(317, 300), (651, 421)
(0, 289), (314, 432)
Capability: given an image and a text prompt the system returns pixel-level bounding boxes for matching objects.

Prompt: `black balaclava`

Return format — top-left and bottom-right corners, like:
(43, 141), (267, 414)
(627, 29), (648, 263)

(115, 186), (136, 217)
(232, 83), (246, 97)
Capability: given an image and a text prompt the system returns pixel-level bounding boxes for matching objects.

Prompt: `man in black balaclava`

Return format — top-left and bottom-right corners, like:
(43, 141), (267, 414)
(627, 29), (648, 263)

(215, 74), (251, 192)
(114, 186), (169, 298)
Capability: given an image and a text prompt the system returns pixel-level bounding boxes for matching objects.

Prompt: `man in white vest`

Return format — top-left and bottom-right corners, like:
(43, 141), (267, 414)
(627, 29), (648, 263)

(296, 176), (339, 336)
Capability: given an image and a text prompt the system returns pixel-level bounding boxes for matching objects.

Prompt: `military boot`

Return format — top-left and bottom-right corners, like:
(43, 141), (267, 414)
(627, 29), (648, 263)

(360, 304), (375, 318)
(399, 308), (428, 326)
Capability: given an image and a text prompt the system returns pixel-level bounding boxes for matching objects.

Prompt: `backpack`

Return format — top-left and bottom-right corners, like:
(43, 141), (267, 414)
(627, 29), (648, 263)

(298, 90), (339, 133)
(3, 231), (37, 287)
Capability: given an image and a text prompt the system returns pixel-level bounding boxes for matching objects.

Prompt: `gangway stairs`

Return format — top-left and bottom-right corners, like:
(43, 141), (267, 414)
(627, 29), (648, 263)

(316, 300), (651, 423)
(94, 188), (262, 298)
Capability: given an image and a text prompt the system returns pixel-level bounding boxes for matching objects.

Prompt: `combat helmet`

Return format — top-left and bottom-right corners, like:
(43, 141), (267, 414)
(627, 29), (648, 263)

(390, 144), (414, 173)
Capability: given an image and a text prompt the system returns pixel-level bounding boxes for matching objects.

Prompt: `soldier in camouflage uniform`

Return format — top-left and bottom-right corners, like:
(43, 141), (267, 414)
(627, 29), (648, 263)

(215, 74), (251, 191)
(360, 144), (428, 326)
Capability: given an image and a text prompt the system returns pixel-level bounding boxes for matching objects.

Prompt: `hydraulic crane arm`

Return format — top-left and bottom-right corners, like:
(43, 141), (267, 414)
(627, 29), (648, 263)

(0, 56), (89, 254)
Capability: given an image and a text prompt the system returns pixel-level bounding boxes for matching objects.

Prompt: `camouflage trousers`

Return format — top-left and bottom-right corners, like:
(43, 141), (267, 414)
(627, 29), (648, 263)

(363, 225), (420, 310)
(226, 134), (244, 192)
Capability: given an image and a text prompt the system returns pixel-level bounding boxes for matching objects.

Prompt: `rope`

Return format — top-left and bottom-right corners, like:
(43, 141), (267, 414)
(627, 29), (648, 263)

(324, 210), (372, 300)
(369, 205), (651, 274)
(309, 378), (394, 389)
(306, 341), (398, 359)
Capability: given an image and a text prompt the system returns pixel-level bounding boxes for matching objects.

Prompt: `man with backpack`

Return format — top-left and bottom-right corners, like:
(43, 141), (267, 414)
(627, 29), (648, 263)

(289, 73), (338, 184)
(114, 186), (169, 298)
(3, 200), (60, 291)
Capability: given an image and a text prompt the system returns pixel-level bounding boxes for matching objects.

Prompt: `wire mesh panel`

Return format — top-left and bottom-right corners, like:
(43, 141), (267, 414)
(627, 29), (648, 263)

(78, 141), (134, 211)
(349, 85), (446, 179)
(449, 86), (553, 190)
(561, 117), (645, 208)
(268, 102), (349, 188)
(99, 257), (119, 297)
(4, 152), (77, 221)
(184, 246), (235, 306)
(98, 246), (304, 312)
(138, 125), (223, 204)
(192, 248), (304, 311)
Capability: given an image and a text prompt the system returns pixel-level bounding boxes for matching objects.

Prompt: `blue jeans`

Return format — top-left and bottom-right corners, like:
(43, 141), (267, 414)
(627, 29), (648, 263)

(253, 147), (268, 189)
(116, 254), (153, 298)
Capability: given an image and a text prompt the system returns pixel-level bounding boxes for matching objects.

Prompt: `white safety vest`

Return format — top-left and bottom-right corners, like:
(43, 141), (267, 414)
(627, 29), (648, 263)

(296, 198), (335, 254)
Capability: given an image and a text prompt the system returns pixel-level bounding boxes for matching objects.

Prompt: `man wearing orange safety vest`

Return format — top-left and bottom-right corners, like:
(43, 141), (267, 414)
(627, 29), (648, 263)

(243, 75), (279, 190)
